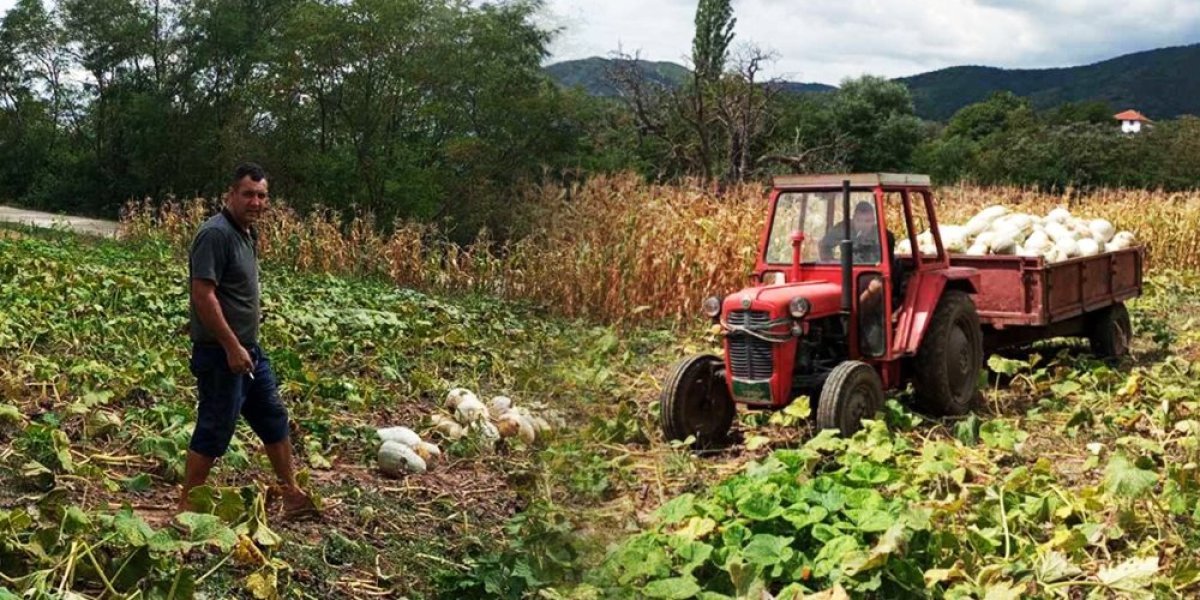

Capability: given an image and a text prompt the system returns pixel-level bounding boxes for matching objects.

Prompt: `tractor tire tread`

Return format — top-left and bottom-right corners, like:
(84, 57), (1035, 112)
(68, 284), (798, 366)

(659, 354), (733, 447)
(817, 361), (884, 436)
(913, 290), (983, 416)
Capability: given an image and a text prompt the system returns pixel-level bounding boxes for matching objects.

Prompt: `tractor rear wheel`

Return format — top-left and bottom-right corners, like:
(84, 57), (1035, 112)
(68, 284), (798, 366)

(817, 361), (885, 436)
(914, 290), (983, 416)
(659, 354), (735, 448)
(1089, 303), (1132, 359)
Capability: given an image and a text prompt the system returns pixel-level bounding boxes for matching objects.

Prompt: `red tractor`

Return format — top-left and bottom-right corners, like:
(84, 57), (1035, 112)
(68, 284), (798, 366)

(661, 173), (1143, 445)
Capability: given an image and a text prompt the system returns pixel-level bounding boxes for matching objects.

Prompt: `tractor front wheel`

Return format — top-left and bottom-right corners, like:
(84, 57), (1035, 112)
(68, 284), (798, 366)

(816, 361), (885, 436)
(660, 354), (735, 448)
(914, 290), (983, 416)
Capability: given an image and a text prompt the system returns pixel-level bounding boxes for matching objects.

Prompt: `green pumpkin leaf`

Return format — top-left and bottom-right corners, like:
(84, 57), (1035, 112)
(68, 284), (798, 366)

(742, 534), (794, 568)
(113, 509), (155, 547)
(656, 494), (696, 524)
(643, 576), (701, 599)
(1103, 453), (1158, 499)
(176, 513), (238, 552)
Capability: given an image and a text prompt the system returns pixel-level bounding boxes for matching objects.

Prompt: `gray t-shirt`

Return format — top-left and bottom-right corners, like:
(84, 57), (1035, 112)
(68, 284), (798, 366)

(188, 211), (260, 346)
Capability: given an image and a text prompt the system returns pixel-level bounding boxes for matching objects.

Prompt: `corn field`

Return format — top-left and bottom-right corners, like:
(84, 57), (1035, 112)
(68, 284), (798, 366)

(121, 174), (1200, 324)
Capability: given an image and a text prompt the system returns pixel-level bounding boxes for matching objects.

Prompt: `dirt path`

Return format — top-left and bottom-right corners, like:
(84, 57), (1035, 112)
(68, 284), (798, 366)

(0, 205), (119, 238)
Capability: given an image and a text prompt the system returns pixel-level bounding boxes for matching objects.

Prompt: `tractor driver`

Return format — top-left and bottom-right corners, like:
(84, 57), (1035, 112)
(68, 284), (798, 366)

(818, 200), (895, 265)
(819, 201), (901, 355)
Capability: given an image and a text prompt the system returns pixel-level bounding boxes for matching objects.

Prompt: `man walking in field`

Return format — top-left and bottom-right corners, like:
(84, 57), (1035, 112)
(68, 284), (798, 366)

(178, 162), (317, 520)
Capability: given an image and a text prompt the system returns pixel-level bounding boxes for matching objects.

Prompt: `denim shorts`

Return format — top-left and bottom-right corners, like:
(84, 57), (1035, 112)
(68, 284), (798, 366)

(188, 343), (289, 458)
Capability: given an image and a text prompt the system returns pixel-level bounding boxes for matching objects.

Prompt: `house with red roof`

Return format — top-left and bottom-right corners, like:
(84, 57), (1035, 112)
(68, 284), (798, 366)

(1115, 109), (1152, 134)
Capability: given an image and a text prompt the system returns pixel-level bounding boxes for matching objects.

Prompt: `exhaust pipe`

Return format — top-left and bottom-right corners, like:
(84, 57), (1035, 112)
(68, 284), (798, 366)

(840, 179), (853, 313)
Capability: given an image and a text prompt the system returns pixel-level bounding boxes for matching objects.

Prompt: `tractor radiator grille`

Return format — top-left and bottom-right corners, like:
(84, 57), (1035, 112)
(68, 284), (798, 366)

(727, 310), (774, 380)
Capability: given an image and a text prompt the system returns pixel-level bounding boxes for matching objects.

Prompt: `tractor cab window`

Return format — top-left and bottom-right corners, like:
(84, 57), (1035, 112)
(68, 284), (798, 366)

(765, 191), (883, 266)
(889, 191), (939, 260)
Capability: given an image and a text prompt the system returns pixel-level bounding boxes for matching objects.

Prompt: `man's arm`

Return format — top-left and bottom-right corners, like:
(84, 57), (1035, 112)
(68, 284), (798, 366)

(191, 279), (254, 374)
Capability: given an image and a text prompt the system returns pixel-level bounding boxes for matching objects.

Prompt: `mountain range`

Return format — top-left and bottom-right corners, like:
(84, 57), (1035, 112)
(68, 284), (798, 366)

(545, 43), (1200, 121)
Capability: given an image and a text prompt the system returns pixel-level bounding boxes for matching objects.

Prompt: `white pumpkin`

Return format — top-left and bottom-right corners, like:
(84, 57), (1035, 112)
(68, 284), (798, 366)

(1077, 238), (1100, 257)
(1043, 223), (1073, 244)
(974, 231), (996, 251)
(1022, 231), (1052, 255)
(433, 419), (466, 441)
(445, 388), (475, 410)
(989, 231), (1018, 255)
(1056, 238), (1080, 258)
(489, 396), (513, 419)
(940, 226), (970, 253)
(1047, 208), (1072, 224)
(1109, 231), (1136, 250)
(378, 441), (426, 475)
(455, 396), (487, 424)
(497, 412), (536, 444)
(995, 214), (1035, 237)
(378, 426), (421, 447)
(1089, 219), (1115, 243)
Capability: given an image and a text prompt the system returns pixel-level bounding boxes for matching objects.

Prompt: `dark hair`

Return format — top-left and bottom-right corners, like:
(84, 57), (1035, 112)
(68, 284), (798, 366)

(231, 162), (268, 187)
(854, 201), (874, 215)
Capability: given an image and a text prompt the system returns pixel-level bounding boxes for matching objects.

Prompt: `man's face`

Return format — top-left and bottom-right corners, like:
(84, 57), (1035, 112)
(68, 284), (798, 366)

(853, 210), (875, 234)
(227, 176), (268, 228)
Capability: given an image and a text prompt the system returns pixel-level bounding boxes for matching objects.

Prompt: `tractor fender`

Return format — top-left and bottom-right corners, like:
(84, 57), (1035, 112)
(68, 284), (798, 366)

(895, 267), (980, 356)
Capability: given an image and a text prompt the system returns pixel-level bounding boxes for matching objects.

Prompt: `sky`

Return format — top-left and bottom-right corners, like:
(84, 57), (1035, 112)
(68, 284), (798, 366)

(535, 0), (1200, 84)
(1, 0), (1198, 84)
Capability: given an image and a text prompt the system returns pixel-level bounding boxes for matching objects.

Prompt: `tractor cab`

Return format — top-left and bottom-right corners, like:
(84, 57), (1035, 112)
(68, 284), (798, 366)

(662, 174), (983, 446)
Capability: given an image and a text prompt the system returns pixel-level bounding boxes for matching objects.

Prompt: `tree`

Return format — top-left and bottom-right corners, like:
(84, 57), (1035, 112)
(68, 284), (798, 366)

(943, 91), (1032, 141)
(829, 76), (922, 171)
(692, 0), (735, 84)
(689, 0), (735, 182)
(713, 45), (778, 182)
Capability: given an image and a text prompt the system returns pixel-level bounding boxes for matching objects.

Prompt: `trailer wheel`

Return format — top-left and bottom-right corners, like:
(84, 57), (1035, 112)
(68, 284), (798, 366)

(660, 354), (734, 448)
(817, 361), (884, 436)
(914, 290), (983, 416)
(1089, 303), (1132, 359)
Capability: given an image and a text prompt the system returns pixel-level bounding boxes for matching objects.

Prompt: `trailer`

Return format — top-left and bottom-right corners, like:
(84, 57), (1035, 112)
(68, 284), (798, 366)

(950, 249), (1143, 355)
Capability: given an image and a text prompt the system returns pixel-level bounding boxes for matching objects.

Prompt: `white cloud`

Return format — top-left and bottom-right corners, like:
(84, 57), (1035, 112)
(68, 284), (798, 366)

(4, 0), (1196, 84)
(540, 0), (1200, 83)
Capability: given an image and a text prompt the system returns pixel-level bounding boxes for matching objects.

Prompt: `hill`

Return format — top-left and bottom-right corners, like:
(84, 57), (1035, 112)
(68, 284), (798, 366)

(898, 43), (1200, 120)
(544, 57), (834, 97)
(544, 57), (692, 96)
(546, 44), (1200, 121)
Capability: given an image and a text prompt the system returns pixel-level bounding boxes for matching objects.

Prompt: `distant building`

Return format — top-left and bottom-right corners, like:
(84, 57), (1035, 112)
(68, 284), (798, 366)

(1114, 109), (1152, 134)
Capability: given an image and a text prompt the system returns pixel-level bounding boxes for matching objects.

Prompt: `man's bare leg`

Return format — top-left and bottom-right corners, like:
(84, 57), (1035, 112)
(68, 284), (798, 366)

(178, 450), (217, 512)
(263, 438), (315, 516)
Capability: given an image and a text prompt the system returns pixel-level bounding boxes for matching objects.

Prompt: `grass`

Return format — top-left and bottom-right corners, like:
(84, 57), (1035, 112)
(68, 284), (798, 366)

(566, 270), (1200, 598)
(0, 229), (695, 598)
(4, 191), (1200, 598)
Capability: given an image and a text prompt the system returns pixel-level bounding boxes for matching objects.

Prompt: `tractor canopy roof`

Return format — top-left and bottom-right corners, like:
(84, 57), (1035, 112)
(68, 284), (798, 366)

(772, 173), (931, 191)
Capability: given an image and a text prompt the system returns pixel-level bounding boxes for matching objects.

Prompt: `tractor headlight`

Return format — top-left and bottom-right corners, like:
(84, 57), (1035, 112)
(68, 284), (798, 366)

(702, 296), (723, 319)
(789, 296), (811, 319)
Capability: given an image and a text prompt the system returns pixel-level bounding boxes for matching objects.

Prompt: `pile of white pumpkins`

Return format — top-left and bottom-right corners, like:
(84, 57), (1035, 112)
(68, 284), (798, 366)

(896, 206), (1138, 263)
(375, 387), (553, 476)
